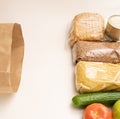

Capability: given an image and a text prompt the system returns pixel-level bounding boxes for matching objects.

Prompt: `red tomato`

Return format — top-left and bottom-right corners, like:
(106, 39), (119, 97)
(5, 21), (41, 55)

(83, 103), (112, 119)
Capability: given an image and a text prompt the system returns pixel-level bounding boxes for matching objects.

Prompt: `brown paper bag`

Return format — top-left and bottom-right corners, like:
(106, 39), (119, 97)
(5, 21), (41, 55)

(0, 23), (24, 93)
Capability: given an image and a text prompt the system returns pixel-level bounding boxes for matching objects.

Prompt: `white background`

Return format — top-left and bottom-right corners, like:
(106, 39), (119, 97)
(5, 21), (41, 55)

(0, 0), (120, 119)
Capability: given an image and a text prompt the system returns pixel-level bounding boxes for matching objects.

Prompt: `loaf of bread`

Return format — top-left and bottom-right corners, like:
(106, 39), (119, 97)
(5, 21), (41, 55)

(69, 13), (104, 47)
(75, 61), (120, 93)
(72, 40), (120, 64)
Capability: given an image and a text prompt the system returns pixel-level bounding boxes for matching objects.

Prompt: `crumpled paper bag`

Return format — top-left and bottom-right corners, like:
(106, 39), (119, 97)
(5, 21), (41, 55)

(0, 23), (24, 93)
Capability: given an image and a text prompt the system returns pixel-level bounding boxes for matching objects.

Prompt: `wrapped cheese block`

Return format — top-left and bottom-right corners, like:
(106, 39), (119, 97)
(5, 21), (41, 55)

(72, 40), (120, 64)
(69, 12), (104, 47)
(75, 61), (120, 93)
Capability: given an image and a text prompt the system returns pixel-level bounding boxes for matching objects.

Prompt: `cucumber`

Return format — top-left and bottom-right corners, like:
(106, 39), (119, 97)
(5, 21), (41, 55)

(72, 92), (120, 108)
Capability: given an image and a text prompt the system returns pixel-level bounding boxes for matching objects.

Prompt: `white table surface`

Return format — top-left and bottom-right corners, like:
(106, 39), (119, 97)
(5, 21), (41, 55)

(0, 0), (120, 119)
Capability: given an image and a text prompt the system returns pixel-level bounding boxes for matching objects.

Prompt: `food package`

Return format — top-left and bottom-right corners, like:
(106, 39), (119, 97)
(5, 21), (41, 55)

(105, 15), (120, 41)
(69, 12), (104, 47)
(75, 61), (120, 93)
(0, 23), (24, 93)
(72, 40), (120, 64)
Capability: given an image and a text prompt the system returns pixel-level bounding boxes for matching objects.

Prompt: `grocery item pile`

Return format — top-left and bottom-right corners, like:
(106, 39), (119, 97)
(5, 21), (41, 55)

(69, 12), (120, 93)
(69, 12), (120, 119)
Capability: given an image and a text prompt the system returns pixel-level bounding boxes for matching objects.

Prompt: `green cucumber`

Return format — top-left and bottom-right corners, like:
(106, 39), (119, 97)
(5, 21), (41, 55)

(72, 92), (120, 108)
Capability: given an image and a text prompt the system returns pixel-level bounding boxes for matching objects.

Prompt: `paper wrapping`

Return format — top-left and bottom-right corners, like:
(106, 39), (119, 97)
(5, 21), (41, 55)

(72, 40), (120, 64)
(0, 23), (24, 93)
(75, 61), (120, 93)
